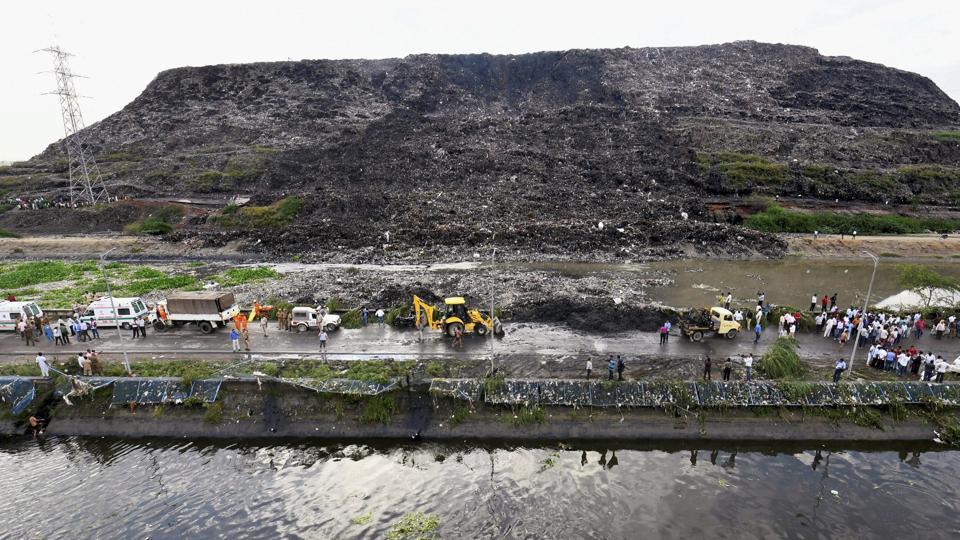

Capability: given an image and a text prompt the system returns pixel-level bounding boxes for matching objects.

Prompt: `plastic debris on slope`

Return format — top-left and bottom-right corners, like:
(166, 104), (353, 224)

(0, 377), (36, 416)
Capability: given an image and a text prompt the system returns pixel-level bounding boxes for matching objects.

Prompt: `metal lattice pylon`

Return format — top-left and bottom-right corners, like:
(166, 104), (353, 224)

(39, 45), (110, 206)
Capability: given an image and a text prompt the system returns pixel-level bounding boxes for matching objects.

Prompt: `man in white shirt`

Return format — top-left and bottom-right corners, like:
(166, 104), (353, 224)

(36, 352), (50, 377)
(743, 354), (754, 380)
(833, 359), (847, 382)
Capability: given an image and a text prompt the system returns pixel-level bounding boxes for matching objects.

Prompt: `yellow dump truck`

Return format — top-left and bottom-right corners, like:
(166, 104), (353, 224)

(678, 306), (741, 342)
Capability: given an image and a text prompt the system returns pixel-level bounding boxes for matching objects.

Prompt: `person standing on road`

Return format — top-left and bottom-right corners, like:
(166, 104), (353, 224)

(659, 323), (668, 345)
(821, 295), (829, 313)
(724, 293), (732, 310)
(833, 358), (847, 383)
(35, 352), (50, 377)
(830, 293), (838, 309)
(722, 358), (732, 381)
(664, 321), (672, 343)
(90, 319), (99, 340)
(616, 355), (625, 381)
(753, 321), (763, 344)
(242, 329), (251, 352)
(43, 321), (53, 343)
(260, 315), (269, 338)
(318, 329), (328, 352)
(24, 324), (35, 347)
(607, 356), (616, 380)
(586, 357), (593, 380)
(137, 316), (147, 339)
(936, 356), (947, 383)
(936, 319), (947, 339)
(229, 328), (240, 352)
(703, 356), (712, 381)
(58, 319), (69, 344)
(810, 294), (817, 312)
(376, 308), (385, 327)
(743, 354), (754, 380)
(361, 306), (369, 327)
(277, 309), (285, 332)
(757, 291), (765, 308)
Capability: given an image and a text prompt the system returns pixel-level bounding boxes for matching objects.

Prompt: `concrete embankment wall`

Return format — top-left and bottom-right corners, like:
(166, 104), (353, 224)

(2, 378), (956, 443)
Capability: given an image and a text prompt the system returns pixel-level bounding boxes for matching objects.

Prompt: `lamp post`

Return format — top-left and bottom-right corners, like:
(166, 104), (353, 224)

(489, 232), (496, 358)
(849, 251), (879, 372)
(99, 247), (131, 375)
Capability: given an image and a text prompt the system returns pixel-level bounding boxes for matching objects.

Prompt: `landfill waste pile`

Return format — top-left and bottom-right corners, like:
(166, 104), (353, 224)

(3, 41), (958, 262)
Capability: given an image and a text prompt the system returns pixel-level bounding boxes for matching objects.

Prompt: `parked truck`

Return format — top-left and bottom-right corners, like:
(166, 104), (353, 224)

(677, 306), (741, 342)
(153, 292), (240, 334)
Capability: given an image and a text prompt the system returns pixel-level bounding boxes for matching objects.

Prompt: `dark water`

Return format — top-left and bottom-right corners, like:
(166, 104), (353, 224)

(2, 438), (960, 539)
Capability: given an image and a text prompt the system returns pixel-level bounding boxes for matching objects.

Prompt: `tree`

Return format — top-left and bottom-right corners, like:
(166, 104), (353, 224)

(897, 264), (960, 309)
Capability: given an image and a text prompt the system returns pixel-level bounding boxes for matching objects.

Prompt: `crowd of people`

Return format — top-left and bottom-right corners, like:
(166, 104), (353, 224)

(3, 195), (122, 210)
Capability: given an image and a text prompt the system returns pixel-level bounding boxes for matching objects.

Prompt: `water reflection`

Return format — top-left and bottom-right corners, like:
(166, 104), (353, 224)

(1, 438), (959, 539)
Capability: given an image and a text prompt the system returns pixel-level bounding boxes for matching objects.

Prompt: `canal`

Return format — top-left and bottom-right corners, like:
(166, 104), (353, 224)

(2, 437), (958, 538)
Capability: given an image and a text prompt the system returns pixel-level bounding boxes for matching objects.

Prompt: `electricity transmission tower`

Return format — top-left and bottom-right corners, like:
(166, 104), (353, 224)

(38, 45), (110, 206)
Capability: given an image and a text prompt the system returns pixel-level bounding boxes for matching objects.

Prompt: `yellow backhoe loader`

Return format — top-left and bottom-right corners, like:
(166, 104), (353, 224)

(413, 295), (504, 338)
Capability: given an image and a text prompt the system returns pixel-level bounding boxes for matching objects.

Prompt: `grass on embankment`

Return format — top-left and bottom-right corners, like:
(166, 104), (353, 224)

(1, 260), (279, 307)
(0, 358), (414, 384)
(745, 204), (960, 235)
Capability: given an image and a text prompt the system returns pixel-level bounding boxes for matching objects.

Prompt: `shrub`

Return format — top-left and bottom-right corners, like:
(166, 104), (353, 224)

(213, 196), (304, 228)
(760, 337), (805, 379)
(124, 205), (184, 236)
(359, 394), (396, 424)
(0, 228), (19, 238)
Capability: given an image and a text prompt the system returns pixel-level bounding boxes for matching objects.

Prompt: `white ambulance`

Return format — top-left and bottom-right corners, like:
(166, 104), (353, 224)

(80, 296), (154, 329)
(0, 301), (44, 331)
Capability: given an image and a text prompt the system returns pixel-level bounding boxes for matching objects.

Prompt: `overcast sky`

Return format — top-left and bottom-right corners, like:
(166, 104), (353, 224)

(1, 0), (958, 161)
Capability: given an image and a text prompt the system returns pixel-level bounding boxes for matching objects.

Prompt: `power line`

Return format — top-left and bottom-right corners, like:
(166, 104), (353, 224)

(37, 45), (110, 206)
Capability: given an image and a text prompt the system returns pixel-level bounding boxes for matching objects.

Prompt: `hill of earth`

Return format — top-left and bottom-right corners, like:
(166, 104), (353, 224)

(2, 41), (959, 262)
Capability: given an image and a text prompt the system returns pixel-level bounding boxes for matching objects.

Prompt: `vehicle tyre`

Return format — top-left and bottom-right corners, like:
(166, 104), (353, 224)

(325, 323), (338, 332)
(691, 330), (704, 342)
(297, 323), (308, 333)
(474, 324), (488, 336)
(198, 321), (214, 334)
(121, 322), (131, 330)
(446, 321), (464, 337)
(153, 320), (166, 332)
(725, 329), (738, 340)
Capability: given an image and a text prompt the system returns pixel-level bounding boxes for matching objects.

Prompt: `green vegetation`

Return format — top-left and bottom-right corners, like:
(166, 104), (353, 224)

(213, 196), (304, 228)
(509, 405), (546, 426)
(203, 402), (224, 424)
(483, 374), (505, 396)
(385, 305), (411, 327)
(121, 274), (198, 296)
(0, 261), (101, 289)
(698, 152), (788, 190)
(0, 228), (19, 238)
(744, 203), (960, 234)
(386, 512), (440, 540)
(351, 513), (373, 526)
(359, 394), (397, 424)
(216, 267), (279, 287)
(779, 381), (814, 403)
(426, 361), (446, 378)
(932, 131), (960, 142)
(339, 308), (362, 329)
(449, 405), (471, 426)
(124, 205), (184, 235)
(759, 337), (805, 379)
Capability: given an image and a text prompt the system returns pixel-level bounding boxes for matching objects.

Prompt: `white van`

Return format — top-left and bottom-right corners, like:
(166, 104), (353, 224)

(80, 296), (154, 329)
(0, 301), (43, 331)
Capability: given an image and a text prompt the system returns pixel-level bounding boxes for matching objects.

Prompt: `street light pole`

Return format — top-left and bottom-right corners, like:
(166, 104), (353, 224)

(99, 247), (131, 375)
(489, 233), (496, 358)
(849, 251), (879, 372)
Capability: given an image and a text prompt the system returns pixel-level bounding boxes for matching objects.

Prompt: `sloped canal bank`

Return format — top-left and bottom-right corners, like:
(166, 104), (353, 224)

(4, 376), (960, 444)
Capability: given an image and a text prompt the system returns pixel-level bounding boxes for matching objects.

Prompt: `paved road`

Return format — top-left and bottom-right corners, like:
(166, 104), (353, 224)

(3, 322), (960, 369)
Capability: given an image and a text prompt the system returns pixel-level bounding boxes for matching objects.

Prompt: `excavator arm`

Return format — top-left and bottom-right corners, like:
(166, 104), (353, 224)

(413, 295), (440, 330)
